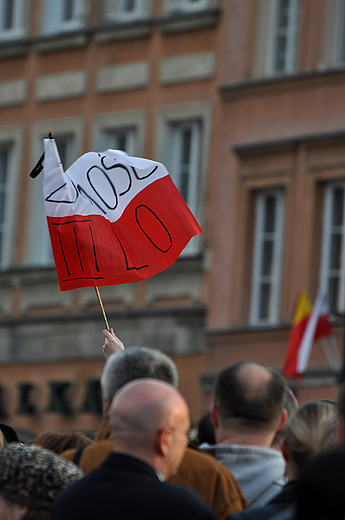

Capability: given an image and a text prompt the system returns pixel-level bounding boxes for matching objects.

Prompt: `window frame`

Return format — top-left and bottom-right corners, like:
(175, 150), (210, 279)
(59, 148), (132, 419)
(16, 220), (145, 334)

(165, 120), (202, 220)
(250, 188), (285, 325)
(268, 0), (300, 76)
(155, 101), (212, 257)
(320, 180), (345, 314)
(0, 0), (26, 40)
(0, 125), (23, 269)
(91, 109), (146, 156)
(42, 0), (85, 35)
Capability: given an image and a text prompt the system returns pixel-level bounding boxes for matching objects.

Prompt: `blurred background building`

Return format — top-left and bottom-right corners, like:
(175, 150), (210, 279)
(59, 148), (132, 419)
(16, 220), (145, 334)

(0, 0), (344, 438)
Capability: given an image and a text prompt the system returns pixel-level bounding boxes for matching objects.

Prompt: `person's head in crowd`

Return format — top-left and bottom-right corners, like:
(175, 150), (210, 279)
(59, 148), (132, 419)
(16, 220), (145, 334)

(109, 378), (190, 480)
(283, 400), (337, 481)
(101, 347), (179, 418)
(0, 443), (83, 520)
(0, 423), (19, 443)
(296, 445), (345, 520)
(33, 430), (92, 455)
(197, 411), (216, 445)
(271, 386), (299, 450)
(211, 360), (286, 446)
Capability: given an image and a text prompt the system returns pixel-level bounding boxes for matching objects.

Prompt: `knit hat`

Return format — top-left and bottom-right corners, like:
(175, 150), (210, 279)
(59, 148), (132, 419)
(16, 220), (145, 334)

(0, 443), (84, 509)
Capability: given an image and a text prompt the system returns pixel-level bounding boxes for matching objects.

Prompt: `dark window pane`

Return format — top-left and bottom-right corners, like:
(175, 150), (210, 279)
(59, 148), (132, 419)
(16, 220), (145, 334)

(63, 0), (73, 21)
(330, 233), (343, 269)
(264, 196), (276, 232)
(261, 240), (274, 276)
(181, 129), (192, 166)
(332, 188), (344, 226)
(0, 148), (9, 185)
(123, 0), (135, 12)
(329, 276), (340, 313)
(3, 0), (14, 29)
(259, 283), (271, 320)
(277, 0), (289, 29)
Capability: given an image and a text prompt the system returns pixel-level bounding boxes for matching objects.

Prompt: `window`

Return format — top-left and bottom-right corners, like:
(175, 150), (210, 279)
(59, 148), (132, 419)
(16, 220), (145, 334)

(338, 0), (345, 64)
(100, 127), (136, 155)
(166, 121), (201, 219)
(0, 126), (23, 269)
(320, 181), (345, 314)
(155, 102), (212, 256)
(102, 0), (149, 22)
(269, 0), (300, 75)
(42, 0), (84, 35)
(250, 189), (285, 325)
(25, 119), (83, 267)
(0, 0), (25, 40)
(91, 110), (146, 156)
(0, 143), (13, 266)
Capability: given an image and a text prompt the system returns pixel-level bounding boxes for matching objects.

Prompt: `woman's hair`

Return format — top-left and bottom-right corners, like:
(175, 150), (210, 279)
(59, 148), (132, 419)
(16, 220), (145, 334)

(284, 400), (337, 475)
(33, 430), (92, 455)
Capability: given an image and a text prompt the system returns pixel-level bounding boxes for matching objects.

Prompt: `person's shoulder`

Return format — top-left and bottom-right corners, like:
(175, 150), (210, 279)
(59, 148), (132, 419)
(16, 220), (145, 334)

(182, 446), (241, 481)
(162, 481), (217, 519)
(61, 440), (113, 473)
(229, 504), (286, 520)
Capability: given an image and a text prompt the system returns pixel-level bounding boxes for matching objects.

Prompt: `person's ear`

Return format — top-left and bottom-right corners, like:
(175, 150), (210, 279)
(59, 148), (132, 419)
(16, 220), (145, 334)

(155, 428), (170, 457)
(276, 408), (288, 432)
(211, 404), (219, 429)
(103, 396), (112, 419)
(13, 503), (28, 520)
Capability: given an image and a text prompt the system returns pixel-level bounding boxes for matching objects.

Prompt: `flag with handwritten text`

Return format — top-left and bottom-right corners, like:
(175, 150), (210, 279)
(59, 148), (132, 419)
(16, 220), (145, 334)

(43, 138), (202, 291)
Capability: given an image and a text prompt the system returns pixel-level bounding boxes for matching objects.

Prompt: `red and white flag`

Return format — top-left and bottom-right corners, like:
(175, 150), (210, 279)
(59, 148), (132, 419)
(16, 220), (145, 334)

(43, 138), (202, 291)
(283, 291), (338, 379)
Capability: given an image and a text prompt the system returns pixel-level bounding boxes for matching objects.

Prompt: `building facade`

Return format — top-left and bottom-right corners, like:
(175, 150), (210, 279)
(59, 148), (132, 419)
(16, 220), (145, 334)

(0, 0), (344, 437)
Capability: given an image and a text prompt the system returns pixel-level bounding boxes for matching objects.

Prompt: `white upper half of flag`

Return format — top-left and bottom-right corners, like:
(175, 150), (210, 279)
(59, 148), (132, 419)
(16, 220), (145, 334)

(43, 138), (169, 222)
(296, 292), (330, 373)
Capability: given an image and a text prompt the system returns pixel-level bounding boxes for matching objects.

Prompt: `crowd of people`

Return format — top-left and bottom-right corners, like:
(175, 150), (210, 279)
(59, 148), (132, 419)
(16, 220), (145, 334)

(0, 328), (344, 520)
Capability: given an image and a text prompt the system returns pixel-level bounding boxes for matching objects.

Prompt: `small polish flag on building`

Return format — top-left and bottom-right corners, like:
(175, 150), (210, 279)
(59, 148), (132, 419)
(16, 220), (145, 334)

(283, 290), (340, 379)
(43, 137), (202, 291)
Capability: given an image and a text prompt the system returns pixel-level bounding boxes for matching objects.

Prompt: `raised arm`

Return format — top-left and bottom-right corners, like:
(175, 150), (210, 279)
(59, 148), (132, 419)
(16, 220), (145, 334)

(102, 328), (125, 360)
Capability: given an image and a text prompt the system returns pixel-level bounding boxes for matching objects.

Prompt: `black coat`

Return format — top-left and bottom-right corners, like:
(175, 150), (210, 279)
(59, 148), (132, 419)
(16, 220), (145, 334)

(53, 452), (217, 520)
(229, 481), (297, 520)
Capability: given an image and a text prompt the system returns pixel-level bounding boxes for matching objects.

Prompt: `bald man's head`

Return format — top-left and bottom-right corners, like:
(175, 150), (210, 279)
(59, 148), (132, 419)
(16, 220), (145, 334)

(214, 360), (286, 433)
(109, 379), (190, 479)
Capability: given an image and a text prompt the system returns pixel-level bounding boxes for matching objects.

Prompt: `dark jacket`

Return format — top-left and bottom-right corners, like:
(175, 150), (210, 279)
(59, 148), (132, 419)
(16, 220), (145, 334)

(53, 452), (217, 520)
(229, 481), (297, 520)
(61, 420), (246, 519)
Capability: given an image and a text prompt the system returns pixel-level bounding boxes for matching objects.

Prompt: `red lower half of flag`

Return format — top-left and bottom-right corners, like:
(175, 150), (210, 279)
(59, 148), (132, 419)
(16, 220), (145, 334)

(283, 315), (310, 379)
(47, 176), (202, 291)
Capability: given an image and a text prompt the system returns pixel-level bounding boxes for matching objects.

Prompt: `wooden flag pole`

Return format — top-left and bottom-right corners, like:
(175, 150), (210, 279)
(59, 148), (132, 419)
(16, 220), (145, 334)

(95, 287), (110, 331)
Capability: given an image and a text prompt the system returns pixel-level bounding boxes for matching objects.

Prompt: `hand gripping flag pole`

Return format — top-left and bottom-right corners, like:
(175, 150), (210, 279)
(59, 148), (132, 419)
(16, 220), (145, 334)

(30, 129), (202, 331)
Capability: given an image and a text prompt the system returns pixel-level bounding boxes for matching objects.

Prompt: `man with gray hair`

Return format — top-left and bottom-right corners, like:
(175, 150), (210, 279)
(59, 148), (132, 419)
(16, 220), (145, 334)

(62, 331), (245, 519)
